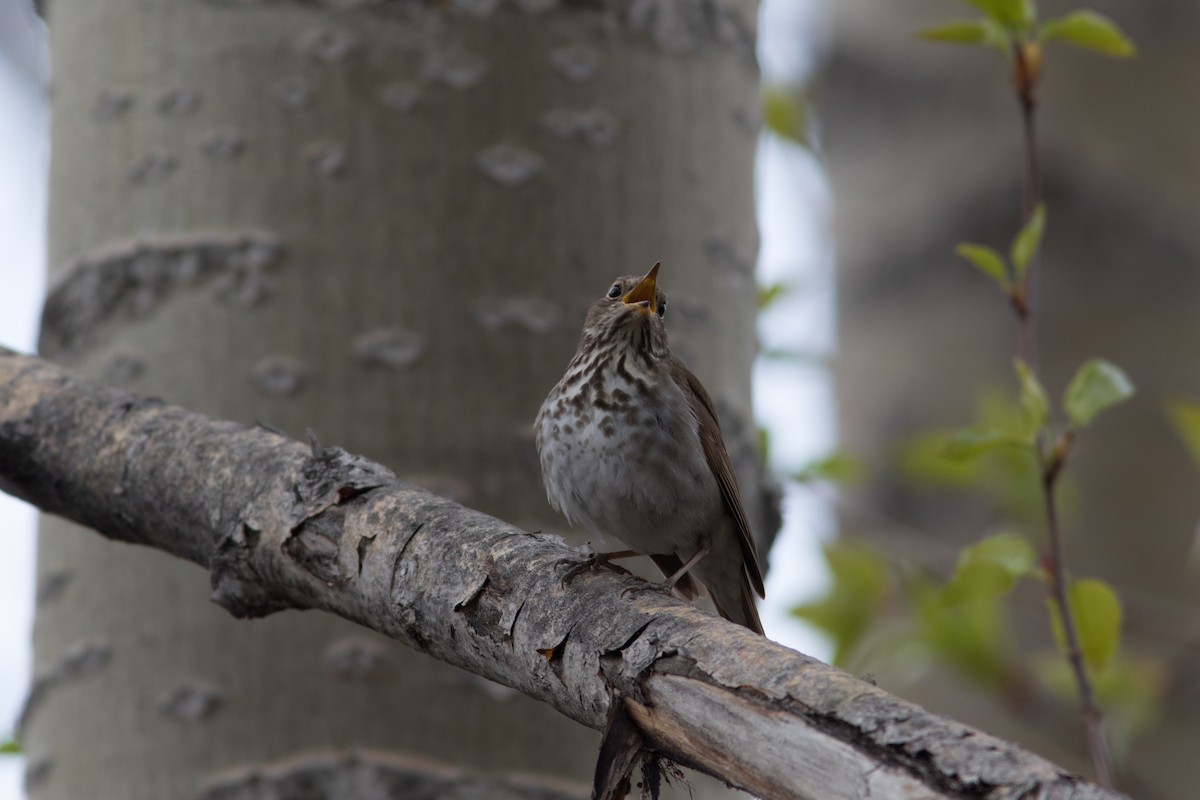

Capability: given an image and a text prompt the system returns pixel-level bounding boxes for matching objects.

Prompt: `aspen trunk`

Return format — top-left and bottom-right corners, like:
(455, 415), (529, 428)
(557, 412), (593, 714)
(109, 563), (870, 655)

(27, 1), (765, 797)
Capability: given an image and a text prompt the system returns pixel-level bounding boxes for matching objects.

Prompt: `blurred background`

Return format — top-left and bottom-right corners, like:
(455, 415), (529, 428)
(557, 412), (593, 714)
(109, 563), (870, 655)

(3, 0), (1199, 798)
(0, 2), (48, 797)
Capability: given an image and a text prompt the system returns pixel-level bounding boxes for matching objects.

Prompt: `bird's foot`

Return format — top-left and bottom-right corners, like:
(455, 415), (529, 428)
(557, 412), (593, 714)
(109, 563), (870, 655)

(619, 577), (684, 601)
(619, 580), (668, 601)
(557, 548), (638, 587)
(619, 547), (709, 601)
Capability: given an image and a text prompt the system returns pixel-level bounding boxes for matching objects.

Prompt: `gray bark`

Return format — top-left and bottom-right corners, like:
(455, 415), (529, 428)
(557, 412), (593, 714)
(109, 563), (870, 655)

(32, 0), (766, 797)
(0, 349), (1124, 800)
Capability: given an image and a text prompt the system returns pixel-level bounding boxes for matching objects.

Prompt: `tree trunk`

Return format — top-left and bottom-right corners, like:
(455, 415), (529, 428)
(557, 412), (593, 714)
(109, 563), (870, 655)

(27, 0), (765, 797)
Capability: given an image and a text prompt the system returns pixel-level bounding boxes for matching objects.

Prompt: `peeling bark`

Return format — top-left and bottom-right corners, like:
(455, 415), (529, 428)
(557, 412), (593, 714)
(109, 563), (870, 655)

(17, 638), (112, 734)
(0, 350), (1125, 799)
(40, 232), (285, 354)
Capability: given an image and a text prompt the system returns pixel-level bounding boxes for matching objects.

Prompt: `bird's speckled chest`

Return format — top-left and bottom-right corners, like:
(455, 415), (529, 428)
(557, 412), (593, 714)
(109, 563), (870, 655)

(535, 349), (719, 555)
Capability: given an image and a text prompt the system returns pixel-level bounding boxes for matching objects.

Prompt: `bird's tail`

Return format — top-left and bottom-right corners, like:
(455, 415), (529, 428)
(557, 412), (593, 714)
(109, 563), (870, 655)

(706, 569), (764, 635)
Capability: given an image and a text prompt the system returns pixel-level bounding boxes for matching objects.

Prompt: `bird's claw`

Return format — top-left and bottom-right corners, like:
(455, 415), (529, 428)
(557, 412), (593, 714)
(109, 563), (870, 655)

(619, 579), (676, 601)
(557, 550), (633, 588)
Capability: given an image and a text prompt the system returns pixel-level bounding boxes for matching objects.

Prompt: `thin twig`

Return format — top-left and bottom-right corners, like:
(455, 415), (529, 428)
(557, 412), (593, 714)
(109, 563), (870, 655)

(1014, 42), (1041, 372)
(1011, 40), (1114, 788)
(1041, 439), (1113, 788)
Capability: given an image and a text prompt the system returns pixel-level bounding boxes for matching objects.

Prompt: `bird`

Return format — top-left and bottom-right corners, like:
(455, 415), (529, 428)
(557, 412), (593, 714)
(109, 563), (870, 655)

(534, 263), (765, 634)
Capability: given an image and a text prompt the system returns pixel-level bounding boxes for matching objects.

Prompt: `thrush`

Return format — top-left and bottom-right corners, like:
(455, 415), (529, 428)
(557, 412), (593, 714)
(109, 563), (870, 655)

(535, 263), (766, 634)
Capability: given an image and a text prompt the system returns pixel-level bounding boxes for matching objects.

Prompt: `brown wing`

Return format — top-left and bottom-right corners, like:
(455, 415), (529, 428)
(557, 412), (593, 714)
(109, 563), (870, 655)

(671, 359), (766, 598)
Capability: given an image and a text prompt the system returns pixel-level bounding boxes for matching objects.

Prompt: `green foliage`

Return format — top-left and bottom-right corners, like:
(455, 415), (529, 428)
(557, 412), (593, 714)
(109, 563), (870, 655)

(1014, 360), (1049, 439)
(1010, 203), (1046, 279)
(757, 281), (790, 311)
(1034, 653), (1164, 753)
(924, 534), (1033, 686)
(943, 532), (1038, 607)
(944, 424), (1026, 460)
(921, 3), (1135, 63)
(899, 392), (1048, 522)
(955, 243), (1011, 291)
(913, 576), (1014, 687)
(798, 2), (1155, 771)
(792, 534), (1038, 687)
(792, 451), (867, 486)
(762, 84), (810, 146)
(942, 382), (1040, 460)
(917, 0), (1032, 47)
(1167, 399), (1200, 466)
(1049, 578), (1123, 672)
(899, 431), (980, 489)
(964, 0), (1035, 30)
(758, 347), (827, 367)
(0, 738), (18, 755)
(918, 20), (1008, 50)
(1091, 657), (1166, 751)
(1039, 11), (1136, 57)
(792, 542), (891, 666)
(756, 424), (771, 465)
(955, 204), (1045, 293)
(1063, 359), (1135, 428)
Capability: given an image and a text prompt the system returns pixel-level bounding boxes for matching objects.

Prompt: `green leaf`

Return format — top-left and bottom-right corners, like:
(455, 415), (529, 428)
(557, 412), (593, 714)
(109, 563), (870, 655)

(964, 0), (1035, 29)
(942, 561), (1014, 605)
(1049, 578), (1124, 671)
(906, 446), (1048, 520)
(792, 542), (891, 666)
(1014, 359), (1049, 436)
(757, 281), (789, 311)
(759, 348), (827, 367)
(955, 243), (1011, 290)
(0, 738), (18, 755)
(899, 393), (1048, 521)
(756, 425), (771, 464)
(1074, 580), (1123, 671)
(1040, 11), (1136, 57)
(913, 578), (1012, 686)
(1032, 650), (1076, 701)
(1092, 655), (1167, 747)
(943, 532), (1037, 605)
(1063, 359), (1135, 427)
(792, 451), (868, 486)
(1167, 399), (1200, 467)
(898, 431), (981, 489)
(1010, 203), (1046, 279)
(1033, 652), (1165, 757)
(965, 532), (1038, 579)
(943, 424), (1025, 460)
(918, 19), (1010, 50)
(762, 84), (810, 146)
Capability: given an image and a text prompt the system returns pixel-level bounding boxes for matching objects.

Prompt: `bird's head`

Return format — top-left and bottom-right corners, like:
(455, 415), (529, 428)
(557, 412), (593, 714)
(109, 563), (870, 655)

(581, 263), (670, 353)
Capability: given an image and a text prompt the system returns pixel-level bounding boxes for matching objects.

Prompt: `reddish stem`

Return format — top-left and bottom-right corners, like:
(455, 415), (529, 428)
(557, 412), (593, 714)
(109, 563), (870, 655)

(1040, 437), (1113, 788)
(1011, 40), (1115, 789)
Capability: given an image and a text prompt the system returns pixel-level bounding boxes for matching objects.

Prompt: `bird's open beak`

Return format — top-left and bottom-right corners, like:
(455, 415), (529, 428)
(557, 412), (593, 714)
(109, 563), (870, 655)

(622, 262), (660, 314)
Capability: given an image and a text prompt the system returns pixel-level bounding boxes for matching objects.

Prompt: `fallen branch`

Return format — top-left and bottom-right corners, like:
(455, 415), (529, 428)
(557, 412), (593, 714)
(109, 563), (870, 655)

(0, 349), (1123, 800)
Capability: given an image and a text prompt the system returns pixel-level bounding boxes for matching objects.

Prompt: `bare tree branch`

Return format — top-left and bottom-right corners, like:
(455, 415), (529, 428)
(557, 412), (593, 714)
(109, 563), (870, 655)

(0, 349), (1123, 800)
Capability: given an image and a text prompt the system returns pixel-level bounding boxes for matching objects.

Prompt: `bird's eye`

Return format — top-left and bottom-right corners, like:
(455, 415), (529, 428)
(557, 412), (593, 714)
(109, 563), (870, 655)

(607, 284), (622, 299)
(657, 301), (667, 318)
